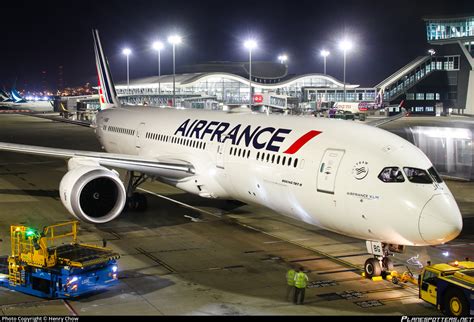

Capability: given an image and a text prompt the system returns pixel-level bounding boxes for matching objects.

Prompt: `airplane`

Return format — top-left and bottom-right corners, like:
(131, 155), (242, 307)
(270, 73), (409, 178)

(0, 30), (463, 278)
(0, 89), (11, 102)
(0, 88), (54, 112)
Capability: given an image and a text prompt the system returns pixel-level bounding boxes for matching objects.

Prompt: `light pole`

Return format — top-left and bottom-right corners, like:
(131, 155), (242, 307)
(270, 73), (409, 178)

(278, 54), (288, 65)
(244, 39), (257, 108)
(320, 49), (330, 75)
(168, 35), (182, 107)
(339, 40), (353, 102)
(152, 41), (164, 97)
(122, 48), (132, 95)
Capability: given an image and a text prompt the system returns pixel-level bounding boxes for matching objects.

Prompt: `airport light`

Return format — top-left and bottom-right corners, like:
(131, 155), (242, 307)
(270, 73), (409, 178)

(320, 50), (330, 75)
(122, 48), (132, 95)
(428, 48), (436, 56)
(278, 54), (288, 64)
(244, 39), (257, 108)
(152, 41), (164, 96)
(339, 39), (353, 102)
(168, 35), (182, 107)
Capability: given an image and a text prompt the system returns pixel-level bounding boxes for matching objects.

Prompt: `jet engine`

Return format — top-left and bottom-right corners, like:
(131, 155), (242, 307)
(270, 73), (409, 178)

(59, 166), (126, 224)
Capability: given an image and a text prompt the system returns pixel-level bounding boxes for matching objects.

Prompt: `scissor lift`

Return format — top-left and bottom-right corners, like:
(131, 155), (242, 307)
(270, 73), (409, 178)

(0, 221), (120, 299)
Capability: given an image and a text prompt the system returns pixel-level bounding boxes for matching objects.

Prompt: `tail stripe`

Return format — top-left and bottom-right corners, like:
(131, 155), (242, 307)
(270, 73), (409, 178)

(92, 29), (119, 109)
(93, 31), (111, 104)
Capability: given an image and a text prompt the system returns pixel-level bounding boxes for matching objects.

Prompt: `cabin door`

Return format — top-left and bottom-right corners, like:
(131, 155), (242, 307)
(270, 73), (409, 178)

(135, 122), (146, 152)
(317, 149), (345, 194)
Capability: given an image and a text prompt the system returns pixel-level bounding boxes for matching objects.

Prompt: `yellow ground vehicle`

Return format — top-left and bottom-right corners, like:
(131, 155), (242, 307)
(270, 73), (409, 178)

(0, 221), (120, 299)
(418, 260), (473, 316)
(386, 261), (473, 316)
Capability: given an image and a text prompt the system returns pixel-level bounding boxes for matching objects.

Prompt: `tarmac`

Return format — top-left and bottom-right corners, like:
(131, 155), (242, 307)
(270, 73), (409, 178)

(0, 113), (472, 316)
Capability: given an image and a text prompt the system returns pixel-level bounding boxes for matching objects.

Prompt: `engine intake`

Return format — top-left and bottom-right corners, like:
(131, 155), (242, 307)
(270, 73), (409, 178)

(60, 166), (126, 223)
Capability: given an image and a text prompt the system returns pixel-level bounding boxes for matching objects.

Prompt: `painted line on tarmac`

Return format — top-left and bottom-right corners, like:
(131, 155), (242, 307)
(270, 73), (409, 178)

(139, 187), (364, 274)
(138, 187), (220, 218)
(62, 299), (78, 316)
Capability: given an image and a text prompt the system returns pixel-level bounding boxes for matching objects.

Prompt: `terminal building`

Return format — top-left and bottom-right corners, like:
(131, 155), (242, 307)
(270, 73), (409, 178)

(75, 14), (473, 117)
(377, 15), (474, 116)
(108, 61), (376, 111)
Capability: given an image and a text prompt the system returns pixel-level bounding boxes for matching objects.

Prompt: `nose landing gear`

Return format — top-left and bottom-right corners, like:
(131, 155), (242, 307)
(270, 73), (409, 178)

(364, 241), (403, 278)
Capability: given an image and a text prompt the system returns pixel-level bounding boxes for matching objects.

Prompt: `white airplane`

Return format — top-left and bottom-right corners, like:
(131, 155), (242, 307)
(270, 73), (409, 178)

(0, 89), (10, 102)
(0, 30), (463, 278)
(0, 89), (53, 112)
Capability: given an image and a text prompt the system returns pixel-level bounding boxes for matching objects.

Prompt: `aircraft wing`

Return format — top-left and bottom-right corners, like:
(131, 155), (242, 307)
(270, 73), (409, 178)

(26, 113), (93, 127)
(0, 142), (195, 180)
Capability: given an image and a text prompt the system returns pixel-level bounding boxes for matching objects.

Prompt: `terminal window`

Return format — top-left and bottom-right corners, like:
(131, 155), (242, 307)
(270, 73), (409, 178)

(426, 18), (474, 41)
(416, 93), (425, 100)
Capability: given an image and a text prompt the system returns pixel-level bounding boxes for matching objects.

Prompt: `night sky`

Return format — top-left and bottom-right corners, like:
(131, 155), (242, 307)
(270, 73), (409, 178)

(1, 0), (473, 91)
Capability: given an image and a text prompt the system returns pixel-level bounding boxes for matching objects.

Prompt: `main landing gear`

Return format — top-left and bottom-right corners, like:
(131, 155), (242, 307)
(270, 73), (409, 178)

(124, 171), (148, 212)
(364, 241), (404, 278)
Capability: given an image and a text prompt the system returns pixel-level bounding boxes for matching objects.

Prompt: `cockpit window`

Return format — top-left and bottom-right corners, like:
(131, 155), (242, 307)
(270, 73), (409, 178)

(378, 167), (405, 183)
(403, 167), (433, 184)
(428, 167), (443, 183)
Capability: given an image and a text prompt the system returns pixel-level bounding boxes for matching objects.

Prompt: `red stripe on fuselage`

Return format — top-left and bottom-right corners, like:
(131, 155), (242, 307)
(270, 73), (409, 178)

(283, 130), (322, 154)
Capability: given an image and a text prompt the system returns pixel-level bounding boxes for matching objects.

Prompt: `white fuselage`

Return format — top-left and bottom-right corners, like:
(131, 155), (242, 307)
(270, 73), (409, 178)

(94, 107), (462, 246)
(0, 100), (53, 112)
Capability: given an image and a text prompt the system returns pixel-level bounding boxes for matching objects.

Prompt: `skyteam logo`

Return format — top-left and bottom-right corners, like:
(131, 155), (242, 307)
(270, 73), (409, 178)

(352, 161), (369, 180)
(174, 119), (322, 154)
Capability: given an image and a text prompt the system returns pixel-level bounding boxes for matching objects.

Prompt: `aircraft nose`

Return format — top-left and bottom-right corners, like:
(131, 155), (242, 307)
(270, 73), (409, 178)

(418, 194), (463, 245)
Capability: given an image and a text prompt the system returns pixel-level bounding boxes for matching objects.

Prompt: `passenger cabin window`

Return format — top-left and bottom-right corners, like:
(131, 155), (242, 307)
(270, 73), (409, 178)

(403, 167), (433, 184)
(428, 167), (443, 183)
(378, 167), (405, 183)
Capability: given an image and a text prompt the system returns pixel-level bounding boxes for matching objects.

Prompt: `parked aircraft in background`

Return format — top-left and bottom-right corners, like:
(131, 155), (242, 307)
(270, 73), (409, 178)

(0, 89), (53, 112)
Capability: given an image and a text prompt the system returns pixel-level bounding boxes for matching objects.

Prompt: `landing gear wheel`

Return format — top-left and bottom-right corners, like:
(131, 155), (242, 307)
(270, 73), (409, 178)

(123, 171), (149, 212)
(125, 193), (148, 212)
(364, 258), (382, 278)
(443, 289), (469, 316)
(382, 257), (394, 272)
(135, 193), (148, 212)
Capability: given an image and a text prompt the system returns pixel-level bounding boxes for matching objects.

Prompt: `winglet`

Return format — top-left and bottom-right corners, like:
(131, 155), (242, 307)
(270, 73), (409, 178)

(92, 29), (121, 110)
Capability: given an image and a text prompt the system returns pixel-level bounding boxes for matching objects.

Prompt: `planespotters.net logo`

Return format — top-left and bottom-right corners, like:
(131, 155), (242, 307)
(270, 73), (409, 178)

(352, 161), (369, 180)
(401, 317), (474, 322)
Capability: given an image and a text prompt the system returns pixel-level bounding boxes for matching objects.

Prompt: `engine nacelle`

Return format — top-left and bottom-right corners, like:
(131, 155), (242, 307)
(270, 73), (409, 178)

(59, 166), (126, 224)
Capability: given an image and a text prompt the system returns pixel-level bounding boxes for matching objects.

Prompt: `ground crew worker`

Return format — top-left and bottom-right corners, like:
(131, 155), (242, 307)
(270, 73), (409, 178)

(285, 267), (296, 301)
(293, 268), (309, 305)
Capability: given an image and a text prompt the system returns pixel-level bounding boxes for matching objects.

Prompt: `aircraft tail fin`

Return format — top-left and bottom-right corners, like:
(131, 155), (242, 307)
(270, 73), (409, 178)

(92, 29), (120, 110)
(0, 89), (10, 102)
(10, 89), (26, 103)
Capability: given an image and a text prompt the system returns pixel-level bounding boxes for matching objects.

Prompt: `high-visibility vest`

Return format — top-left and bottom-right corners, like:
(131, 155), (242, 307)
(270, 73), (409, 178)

(286, 269), (296, 286)
(294, 272), (308, 288)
